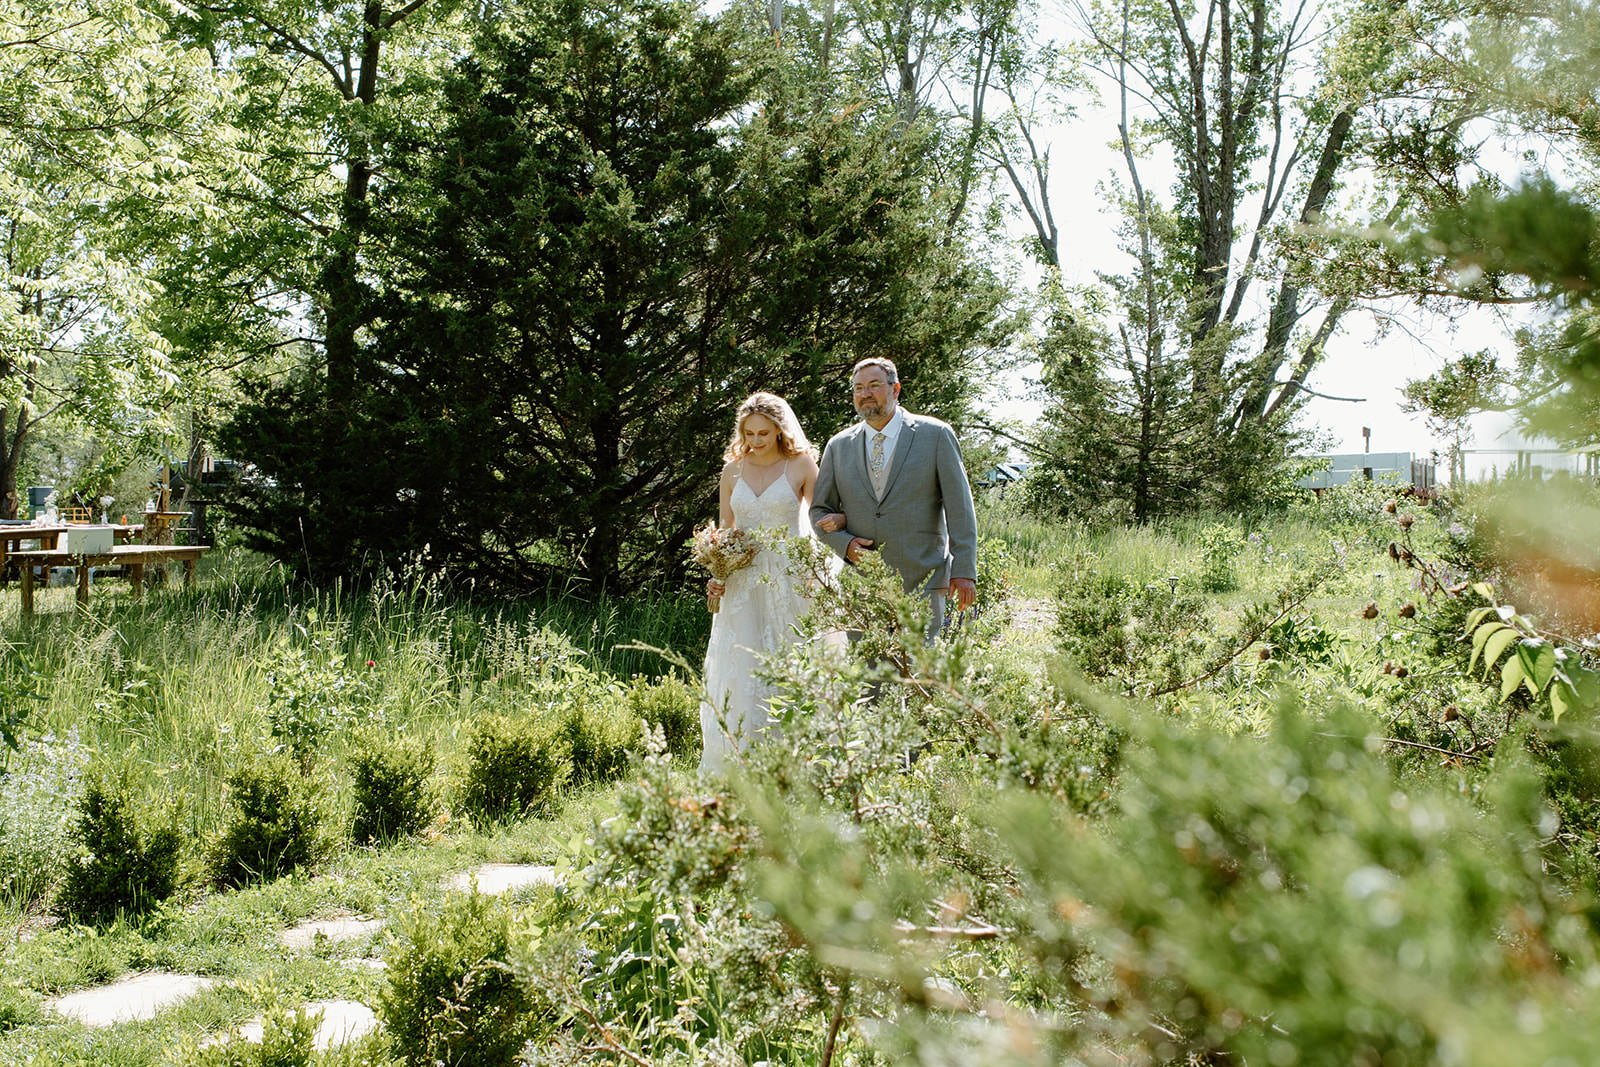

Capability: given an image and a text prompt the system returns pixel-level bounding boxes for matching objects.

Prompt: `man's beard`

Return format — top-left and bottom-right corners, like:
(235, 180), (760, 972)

(855, 400), (884, 419)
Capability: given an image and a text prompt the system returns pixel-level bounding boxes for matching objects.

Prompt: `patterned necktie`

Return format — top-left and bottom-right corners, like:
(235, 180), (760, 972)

(870, 431), (887, 494)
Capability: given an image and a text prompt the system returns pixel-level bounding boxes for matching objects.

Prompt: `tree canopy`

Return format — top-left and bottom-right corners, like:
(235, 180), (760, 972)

(219, 0), (1009, 589)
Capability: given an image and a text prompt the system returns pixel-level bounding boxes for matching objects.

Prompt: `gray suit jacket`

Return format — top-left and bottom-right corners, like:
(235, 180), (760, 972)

(810, 411), (978, 594)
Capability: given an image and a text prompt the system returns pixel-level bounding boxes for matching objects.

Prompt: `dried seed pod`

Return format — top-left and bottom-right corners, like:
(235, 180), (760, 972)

(1383, 499), (1398, 513)
(1258, 647), (1273, 661)
(1388, 541), (1401, 561)
(1443, 705), (1460, 722)
(1398, 513), (1416, 529)
(1393, 665), (1409, 679)
(1362, 601), (1379, 619)
(1383, 661), (1395, 674)
(1399, 602), (1417, 618)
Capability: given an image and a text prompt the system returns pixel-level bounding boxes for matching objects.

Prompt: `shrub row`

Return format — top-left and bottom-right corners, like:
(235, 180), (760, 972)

(0, 673), (699, 925)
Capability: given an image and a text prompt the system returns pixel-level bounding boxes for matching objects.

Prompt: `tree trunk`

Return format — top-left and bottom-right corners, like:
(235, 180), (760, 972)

(0, 408), (21, 520)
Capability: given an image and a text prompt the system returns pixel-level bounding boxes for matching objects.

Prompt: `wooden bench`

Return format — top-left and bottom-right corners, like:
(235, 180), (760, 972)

(9, 544), (209, 616)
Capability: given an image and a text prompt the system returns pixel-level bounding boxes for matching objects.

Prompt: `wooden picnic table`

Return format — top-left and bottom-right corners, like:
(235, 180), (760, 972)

(0, 524), (144, 586)
(9, 543), (208, 616)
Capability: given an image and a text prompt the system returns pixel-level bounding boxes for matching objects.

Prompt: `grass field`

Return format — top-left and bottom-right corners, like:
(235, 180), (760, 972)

(1, 482), (1593, 1064)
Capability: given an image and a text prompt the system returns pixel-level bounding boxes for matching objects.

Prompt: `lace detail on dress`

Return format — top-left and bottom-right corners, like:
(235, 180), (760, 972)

(699, 472), (817, 774)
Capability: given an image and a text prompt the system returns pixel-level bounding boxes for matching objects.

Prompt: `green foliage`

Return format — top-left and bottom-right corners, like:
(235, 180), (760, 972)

(624, 674), (699, 759)
(1053, 557), (1207, 693)
(517, 732), (820, 1063)
(349, 731), (436, 846)
(1466, 584), (1600, 723)
(1262, 614), (1337, 666)
(58, 772), (184, 924)
(260, 611), (378, 771)
(1402, 171), (1600, 447)
(976, 699), (1600, 1063)
(0, 647), (42, 758)
(0, 730), (86, 909)
(181, 1004), (318, 1066)
(1023, 0), (1382, 524)
(380, 892), (533, 1067)
(559, 698), (639, 788)
(0, 0), (234, 517)
(458, 716), (567, 824)
(1195, 521), (1247, 592)
(0, 980), (39, 1032)
(208, 754), (333, 888)
(223, 0), (1003, 589)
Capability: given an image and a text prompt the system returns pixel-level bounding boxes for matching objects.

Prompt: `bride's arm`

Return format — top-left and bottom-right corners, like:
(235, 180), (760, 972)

(795, 455), (849, 529)
(709, 463), (738, 598)
(796, 454), (819, 511)
(719, 462), (737, 528)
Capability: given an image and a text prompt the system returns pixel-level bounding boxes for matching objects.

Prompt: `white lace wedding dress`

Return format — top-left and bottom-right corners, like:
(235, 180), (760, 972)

(699, 473), (823, 774)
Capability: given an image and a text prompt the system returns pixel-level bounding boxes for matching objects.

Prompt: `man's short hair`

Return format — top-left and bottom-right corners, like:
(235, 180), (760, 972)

(851, 357), (899, 385)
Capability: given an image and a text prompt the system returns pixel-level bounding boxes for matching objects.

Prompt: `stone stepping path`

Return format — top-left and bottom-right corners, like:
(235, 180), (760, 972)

(46, 972), (213, 1027)
(446, 862), (561, 895)
(231, 999), (380, 1051)
(280, 915), (385, 949)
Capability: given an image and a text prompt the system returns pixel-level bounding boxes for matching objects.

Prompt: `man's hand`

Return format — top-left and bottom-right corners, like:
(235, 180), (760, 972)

(845, 537), (875, 564)
(950, 577), (976, 612)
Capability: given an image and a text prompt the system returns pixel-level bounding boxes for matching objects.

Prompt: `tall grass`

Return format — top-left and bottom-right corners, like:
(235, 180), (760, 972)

(1, 550), (708, 839)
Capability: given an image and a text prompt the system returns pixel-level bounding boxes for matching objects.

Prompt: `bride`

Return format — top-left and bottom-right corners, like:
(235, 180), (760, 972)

(700, 392), (842, 774)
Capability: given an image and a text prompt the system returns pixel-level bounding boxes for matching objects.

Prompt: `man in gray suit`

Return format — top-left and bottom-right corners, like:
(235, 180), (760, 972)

(810, 358), (978, 637)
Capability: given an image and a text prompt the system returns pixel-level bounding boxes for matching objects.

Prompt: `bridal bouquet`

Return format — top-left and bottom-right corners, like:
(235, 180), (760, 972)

(691, 524), (759, 613)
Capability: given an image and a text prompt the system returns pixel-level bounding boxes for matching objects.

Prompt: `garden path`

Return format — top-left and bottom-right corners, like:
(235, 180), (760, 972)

(45, 972), (213, 1027)
(446, 862), (562, 894)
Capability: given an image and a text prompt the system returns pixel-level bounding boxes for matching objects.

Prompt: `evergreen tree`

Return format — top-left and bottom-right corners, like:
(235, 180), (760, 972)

(225, 0), (1007, 589)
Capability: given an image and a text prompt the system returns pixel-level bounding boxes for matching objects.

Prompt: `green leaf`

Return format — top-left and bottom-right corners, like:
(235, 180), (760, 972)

(1480, 626), (1520, 678)
(1572, 665), (1600, 713)
(1470, 622), (1509, 673)
(1471, 581), (1497, 602)
(1551, 678), (1574, 723)
(1463, 605), (1498, 633)
(1516, 639), (1557, 693)
(1500, 656), (1527, 702)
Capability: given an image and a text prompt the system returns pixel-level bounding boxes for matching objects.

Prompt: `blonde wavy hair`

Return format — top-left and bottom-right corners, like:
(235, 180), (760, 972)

(723, 392), (816, 462)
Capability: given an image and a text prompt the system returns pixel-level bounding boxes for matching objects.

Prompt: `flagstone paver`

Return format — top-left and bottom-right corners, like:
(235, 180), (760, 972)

(46, 972), (213, 1027)
(446, 862), (562, 895)
(233, 1000), (380, 1051)
(280, 915), (385, 949)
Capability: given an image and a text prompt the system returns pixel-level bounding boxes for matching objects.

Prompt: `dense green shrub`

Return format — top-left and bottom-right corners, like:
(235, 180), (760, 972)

(58, 773), (183, 924)
(350, 731), (435, 845)
(209, 754), (333, 887)
(624, 674), (699, 758)
(259, 611), (378, 771)
(1054, 564), (1207, 693)
(0, 731), (86, 909)
(560, 697), (640, 786)
(380, 892), (533, 1066)
(1195, 521), (1246, 592)
(458, 716), (566, 824)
